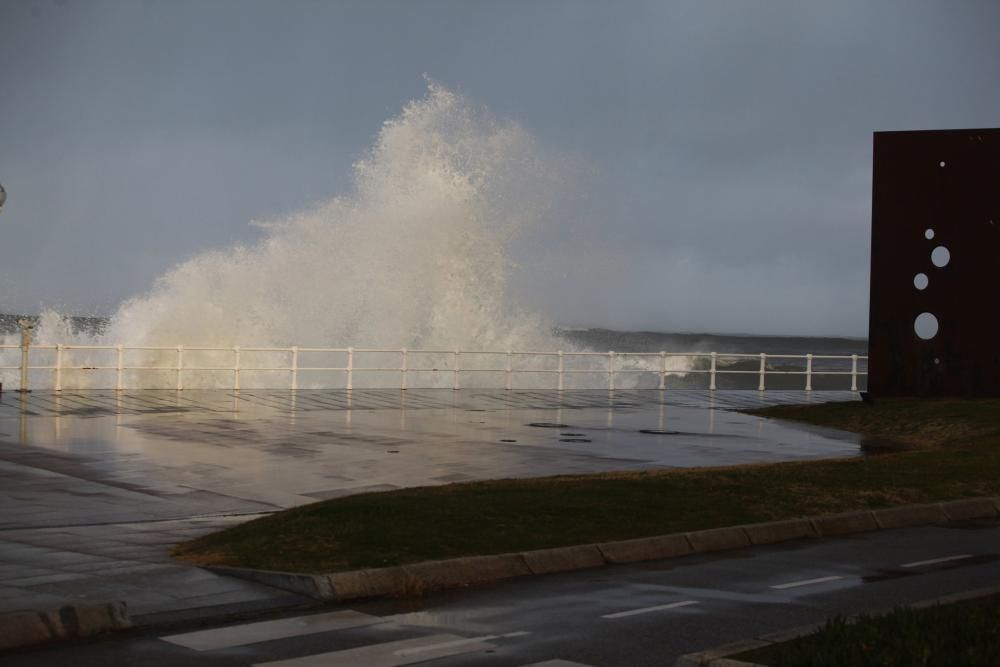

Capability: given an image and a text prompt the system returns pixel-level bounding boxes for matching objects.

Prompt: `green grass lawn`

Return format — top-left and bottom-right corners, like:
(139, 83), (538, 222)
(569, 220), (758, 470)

(752, 397), (1000, 450)
(735, 597), (1000, 666)
(174, 398), (1000, 573)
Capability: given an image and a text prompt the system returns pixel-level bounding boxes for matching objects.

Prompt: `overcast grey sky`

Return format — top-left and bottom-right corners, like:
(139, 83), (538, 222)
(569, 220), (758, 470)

(1, 0), (998, 337)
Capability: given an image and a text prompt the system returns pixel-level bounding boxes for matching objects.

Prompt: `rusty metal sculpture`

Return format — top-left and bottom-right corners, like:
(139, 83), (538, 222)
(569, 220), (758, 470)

(868, 128), (1000, 396)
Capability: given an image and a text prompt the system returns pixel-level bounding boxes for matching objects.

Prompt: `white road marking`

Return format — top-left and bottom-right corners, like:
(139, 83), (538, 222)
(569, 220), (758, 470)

(771, 575), (844, 590)
(901, 554), (974, 568)
(255, 633), (495, 667)
(394, 631), (529, 655)
(601, 600), (699, 619)
(161, 610), (385, 651)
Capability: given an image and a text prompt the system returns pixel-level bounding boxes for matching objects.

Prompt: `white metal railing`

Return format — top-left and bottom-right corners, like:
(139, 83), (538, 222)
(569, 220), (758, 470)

(0, 343), (868, 392)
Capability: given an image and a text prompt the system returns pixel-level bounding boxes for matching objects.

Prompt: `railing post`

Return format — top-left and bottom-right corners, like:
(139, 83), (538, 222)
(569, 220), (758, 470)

(346, 347), (354, 391)
(176, 345), (184, 391)
(453, 349), (460, 390)
(233, 346), (241, 391)
(55, 344), (63, 392)
(758, 353), (766, 392)
(805, 353), (813, 392)
(400, 348), (407, 390)
(557, 350), (564, 391)
(851, 354), (858, 392)
(659, 351), (666, 390)
(608, 351), (615, 391)
(709, 352), (717, 391)
(506, 351), (512, 390)
(116, 344), (124, 391)
(291, 346), (298, 391)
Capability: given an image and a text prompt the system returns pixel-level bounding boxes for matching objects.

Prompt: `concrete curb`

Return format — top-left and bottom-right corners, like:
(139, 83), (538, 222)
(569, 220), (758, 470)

(0, 601), (129, 653)
(597, 534), (692, 564)
(674, 583), (1000, 666)
(209, 496), (1000, 603)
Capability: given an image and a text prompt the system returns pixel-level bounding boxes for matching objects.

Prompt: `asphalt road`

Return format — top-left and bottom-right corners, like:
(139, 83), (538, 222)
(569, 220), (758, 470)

(4, 519), (998, 666)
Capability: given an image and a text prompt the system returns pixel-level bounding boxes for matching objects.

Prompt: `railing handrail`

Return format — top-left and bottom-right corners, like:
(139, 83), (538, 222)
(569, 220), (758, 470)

(0, 343), (868, 393)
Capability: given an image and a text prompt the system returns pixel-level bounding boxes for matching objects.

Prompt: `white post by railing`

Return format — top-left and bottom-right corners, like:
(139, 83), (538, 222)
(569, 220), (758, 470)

(55, 344), (64, 392)
(758, 353), (766, 392)
(505, 351), (512, 390)
(176, 345), (184, 391)
(453, 349), (460, 390)
(805, 353), (813, 392)
(291, 346), (299, 391)
(659, 351), (666, 390)
(851, 354), (858, 392)
(116, 344), (124, 391)
(608, 351), (615, 391)
(557, 350), (564, 391)
(346, 347), (354, 390)
(233, 346), (241, 391)
(709, 352), (717, 391)
(400, 348), (407, 390)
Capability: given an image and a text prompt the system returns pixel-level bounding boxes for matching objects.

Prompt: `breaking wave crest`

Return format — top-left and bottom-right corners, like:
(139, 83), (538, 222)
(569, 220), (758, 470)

(109, 83), (560, 350)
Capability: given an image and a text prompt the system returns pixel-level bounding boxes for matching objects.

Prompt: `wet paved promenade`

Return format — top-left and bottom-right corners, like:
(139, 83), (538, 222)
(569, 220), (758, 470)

(0, 389), (859, 622)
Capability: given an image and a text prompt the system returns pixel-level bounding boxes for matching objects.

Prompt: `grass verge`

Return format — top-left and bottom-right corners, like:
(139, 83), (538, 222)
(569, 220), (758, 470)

(174, 398), (1000, 574)
(735, 597), (1000, 666)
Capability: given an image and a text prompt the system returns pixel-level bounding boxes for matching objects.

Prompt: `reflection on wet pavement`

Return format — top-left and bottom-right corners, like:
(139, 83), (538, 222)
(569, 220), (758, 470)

(0, 389), (860, 618)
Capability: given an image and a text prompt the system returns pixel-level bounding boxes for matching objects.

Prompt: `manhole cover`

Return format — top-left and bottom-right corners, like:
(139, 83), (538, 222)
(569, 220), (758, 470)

(499, 439), (517, 443)
(560, 433), (586, 437)
(560, 438), (591, 443)
(639, 429), (682, 435)
(528, 422), (569, 428)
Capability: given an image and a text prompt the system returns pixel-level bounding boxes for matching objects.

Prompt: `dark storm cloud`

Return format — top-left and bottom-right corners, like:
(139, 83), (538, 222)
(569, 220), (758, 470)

(1, 0), (997, 335)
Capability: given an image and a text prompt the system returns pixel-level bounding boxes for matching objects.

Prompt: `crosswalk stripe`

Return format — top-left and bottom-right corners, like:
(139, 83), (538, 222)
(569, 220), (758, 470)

(394, 634), (503, 657)
(393, 631), (530, 657)
(254, 633), (496, 667)
(160, 610), (385, 652)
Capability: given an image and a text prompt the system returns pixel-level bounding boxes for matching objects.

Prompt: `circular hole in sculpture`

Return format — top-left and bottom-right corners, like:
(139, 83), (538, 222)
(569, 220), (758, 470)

(913, 273), (929, 290)
(934, 358), (940, 365)
(914, 312), (939, 340)
(931, 246), (950, 268)
(925, 228), (935, 240)
(939, 161), (946, 167)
